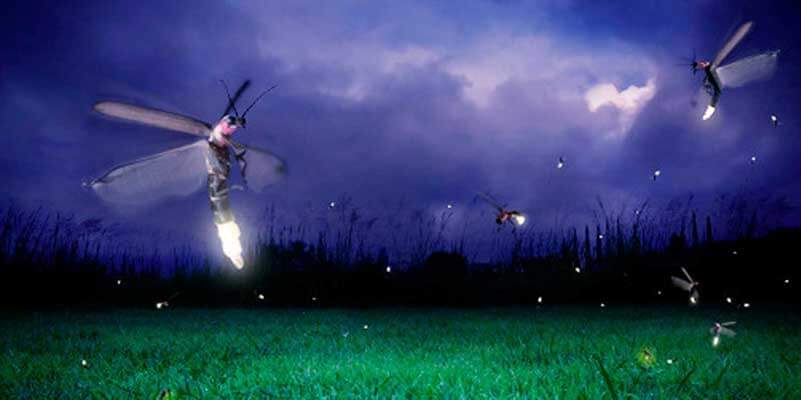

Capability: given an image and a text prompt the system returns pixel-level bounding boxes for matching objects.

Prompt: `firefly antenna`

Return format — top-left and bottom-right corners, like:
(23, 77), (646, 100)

(242, 85), (278, 118)
(220, 80), (240, 117)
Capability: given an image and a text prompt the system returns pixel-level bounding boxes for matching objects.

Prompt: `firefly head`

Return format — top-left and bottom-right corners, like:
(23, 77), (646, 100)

(221, 115), (245, 135)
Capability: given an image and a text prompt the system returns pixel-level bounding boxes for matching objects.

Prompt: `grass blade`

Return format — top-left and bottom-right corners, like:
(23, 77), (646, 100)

(593, 354), (619, 400)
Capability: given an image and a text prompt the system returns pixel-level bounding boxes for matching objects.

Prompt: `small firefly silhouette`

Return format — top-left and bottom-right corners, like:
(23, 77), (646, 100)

(557, 156), (566, 169)
(671, 267), (700, 304)
(770, 114), (780, 127)
(652, 169), (662, 181)
(710, 321), (736, 347)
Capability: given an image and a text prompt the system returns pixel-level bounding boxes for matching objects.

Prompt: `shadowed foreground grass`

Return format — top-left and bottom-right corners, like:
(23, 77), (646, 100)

(1, 307), (799, 399)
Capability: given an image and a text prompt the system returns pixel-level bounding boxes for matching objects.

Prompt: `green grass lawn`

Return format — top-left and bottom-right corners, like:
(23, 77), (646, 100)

(1, 307), (799, 399)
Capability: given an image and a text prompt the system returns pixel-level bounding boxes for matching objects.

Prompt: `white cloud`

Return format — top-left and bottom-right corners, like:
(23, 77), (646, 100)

(585, 79), (657, 137)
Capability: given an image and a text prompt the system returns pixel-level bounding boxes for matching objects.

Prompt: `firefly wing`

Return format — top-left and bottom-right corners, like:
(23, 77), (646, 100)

(477, 192), (504, 212)
(721, 321), (736, 326)
(232, 142), (287, 192)
(719, 326), (736, 337)
(681, 267), (694, 283)
(716, 50), (779, 88)
(671, 276), (693, 292)
(86, 140), (209, 206)
(712, 21), (753, 68)
(94, 101), (212, 137)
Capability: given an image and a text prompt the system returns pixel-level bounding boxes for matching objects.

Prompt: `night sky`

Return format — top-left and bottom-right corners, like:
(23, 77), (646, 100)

(3, 1), (801, 260)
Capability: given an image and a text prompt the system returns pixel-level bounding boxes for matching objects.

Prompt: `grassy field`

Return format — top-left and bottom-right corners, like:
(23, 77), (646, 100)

(1, 307), (799, 399)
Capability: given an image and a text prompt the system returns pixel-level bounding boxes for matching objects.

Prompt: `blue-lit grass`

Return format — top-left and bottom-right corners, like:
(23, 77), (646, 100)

(1, 307), (799, 398)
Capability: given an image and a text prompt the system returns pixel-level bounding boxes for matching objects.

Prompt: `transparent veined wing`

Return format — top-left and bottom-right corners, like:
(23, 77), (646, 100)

(94, 101), (212, 137)
(717, 50), (779, 88)
(712, 21), (753, 68)
(671, 276), (693, 292)
(86, 140), (209, 206)
(234, 142), (287, 192)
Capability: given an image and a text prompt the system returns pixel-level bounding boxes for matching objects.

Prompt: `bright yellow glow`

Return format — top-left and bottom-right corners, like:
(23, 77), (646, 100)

(702, 105), (716, 120)
(216, 221), (244, 269)
(512, 214), (526, 226)
(712, 335), (720, 347)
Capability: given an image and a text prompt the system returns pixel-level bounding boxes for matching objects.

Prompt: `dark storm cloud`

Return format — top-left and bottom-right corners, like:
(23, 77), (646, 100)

(3, 0), (801, 259)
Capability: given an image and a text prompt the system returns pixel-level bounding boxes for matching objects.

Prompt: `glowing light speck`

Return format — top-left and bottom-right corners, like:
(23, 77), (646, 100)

(257, 294), (265, 300)
(575, 267), (581, 273)
(512, 214), (526, 226)
(712, 335), (720, 347)
(537, 296), (543, 304)
(726, 297), (732, 304)
(386, 266), (391, 273)
(667, 359), (673, 365)
(743, 303), (750, 308)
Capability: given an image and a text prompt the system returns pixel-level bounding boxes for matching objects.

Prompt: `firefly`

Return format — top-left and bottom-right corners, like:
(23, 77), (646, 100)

(732, 250), (738, 255)
(447, 203), (454, 209)
(750, 155), (757, 164)
(784, 279), (790, 285)
(598, 234), (604, 240)
(710, 321), (736, 347)
(557, 156), (566, 169)
(386, 266), (392, 273)
(87, 81), (285, 271)
(116, 279), (121, 285)
(684, 21), (780, 121)
(363, 324), (369, 330)
(329, 201), (336, 209)
(575, 267), (581, 274)
(657, 290), (662, 296)
(667, 359), (674, 365)
(770, 114), (779, 127)
(537, 296), (543, 304)
(312, 297), (317, 302)
(477, 192), (526, 228)
(600, 303), (606, 308)
(155, 301), (168, 309)
(81, 359), (88, 368)
(743, 302), (751, 308)
(257, 294), (265, 300)
(726, 297), (732, 304)
(671, 267), (700, 305)
(652, 170), (662, 181)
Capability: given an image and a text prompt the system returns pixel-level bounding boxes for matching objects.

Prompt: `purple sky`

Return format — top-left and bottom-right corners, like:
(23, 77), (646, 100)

(3, 1), (801, 261)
